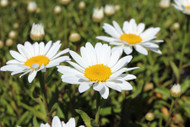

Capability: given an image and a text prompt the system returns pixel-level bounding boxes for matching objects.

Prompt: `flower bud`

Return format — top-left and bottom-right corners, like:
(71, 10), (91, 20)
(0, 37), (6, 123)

(27, 1), (37, 12)
(69, 33), (81, 42)
(170, 84), (181, 97)
(145, 112), (154, 121)
(92, 7), (104, 22)
(115, 5), (120, 11)
(30, 23), (45, 41)
(13, 23), (19, 29)
(78, 1), (85, 9)
(104, 5), (115, 16)
(1, 0), (8, 7)
(60, 0), (71, 5)
(161, 106), (169, 116)
(6, 39), (14, 46)
(9, 30), (17, 39)
(143, 82), (154, 92)
(172, 22), (180, 30)
(0, 40), (4, 48)
(159, 0), (170, 9)
(54, 5), (62, 14)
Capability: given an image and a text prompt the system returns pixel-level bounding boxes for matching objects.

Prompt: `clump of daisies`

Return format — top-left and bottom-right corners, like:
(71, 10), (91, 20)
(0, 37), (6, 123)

(57, 42), (138, 99)
(40, 116), (84, 127)
(0, 41), (70, 83)
(97, 19), (163, 55)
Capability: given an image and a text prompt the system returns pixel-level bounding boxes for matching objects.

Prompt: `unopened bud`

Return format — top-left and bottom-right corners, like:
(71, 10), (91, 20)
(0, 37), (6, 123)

(143, 82), (154, 92)
(0, 40), (4, 48)
(79, 1), (85, 9)
(159, 0), (170, 9)
(104, 5), (115, 16)
(9, 30), (17, 39)
(1, 0), (8, 7)
(27, 1), (37, 12)
(13, 23), (19, 29)
(92, 7), (104, 22)
(60, 0), (71, 5)
(172, 22), (180, 30)
(69, 33), (81, 42)
(115, 5), (120, 11)
(30, 23), (45, 41)
(6, 39), (14, 46)
(145, 112), (154, 121)
(54, 5), (62, 14)
(170, 84), (181, 97)
(161, 106), (169, 116)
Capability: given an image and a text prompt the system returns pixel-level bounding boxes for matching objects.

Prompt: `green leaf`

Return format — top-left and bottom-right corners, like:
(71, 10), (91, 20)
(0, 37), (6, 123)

(170, 61), (179, 80)
(75, 109), (92, 127)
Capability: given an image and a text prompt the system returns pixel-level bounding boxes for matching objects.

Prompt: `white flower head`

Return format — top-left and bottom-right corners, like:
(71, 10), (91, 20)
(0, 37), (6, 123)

(160, 0), (170, 8)
(30, 23), (45, 41)
(92, 7), (104, 22)
(172, 0), (190, 15)
(1, 0), (8, 7)
(79, 1), (86, 9)
(54, 5), (62, 14)
(0, 41), (70, 83)
(170, 83), (181, 97)
(104, 4), (115, 16)
(96, 19), (163, 55)
(58, 42), (138, 99)
(27, 1), (37, 12)
(40, 116), (84, 127)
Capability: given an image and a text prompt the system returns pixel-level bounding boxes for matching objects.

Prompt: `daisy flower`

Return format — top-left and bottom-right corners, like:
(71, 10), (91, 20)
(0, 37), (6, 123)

(96, 19), (163, 55)
(0, 41), (70, 83)
(172, 0), (190, 15)
(57, 42), (138, 99)
(40, 116), (84, 127)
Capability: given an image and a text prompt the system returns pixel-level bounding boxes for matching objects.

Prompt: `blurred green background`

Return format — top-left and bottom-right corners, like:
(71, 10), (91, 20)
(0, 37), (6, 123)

(0, 0), (190, 127)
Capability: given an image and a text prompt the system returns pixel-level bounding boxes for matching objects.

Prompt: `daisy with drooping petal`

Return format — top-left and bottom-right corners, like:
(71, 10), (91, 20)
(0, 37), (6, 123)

(57, 42), (138, 99)
(96, 19), (163, 55)
(40, 116), (84, 127)
(0, 41), (70, 83)
(172, 0), (190, 15)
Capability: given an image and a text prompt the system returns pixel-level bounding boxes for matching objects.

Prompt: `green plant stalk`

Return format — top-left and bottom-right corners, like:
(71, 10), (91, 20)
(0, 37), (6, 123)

(178, 15), (190, 83)
(166, 98), (175, 127)
(95, 93), (101, 127)
(39, 72), (51, 124)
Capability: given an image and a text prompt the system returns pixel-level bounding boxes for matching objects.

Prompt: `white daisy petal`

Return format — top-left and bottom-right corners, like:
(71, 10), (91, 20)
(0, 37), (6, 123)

(79, 82), (92, 93)
(10, 50), (27, 62)
(113, 21), (123, 34)
(123, 46), (133, 55)
(111, 55), (133, 72)
(99, 86), (109, 99)
(28, 70), (37, 83)
(93, 82), (105, 92)
(134, 45), (148, 55)
(119, 80), (133, 90)
(66, 118), (76, 127)
(52, 116), (62, 127)
(96, 36), (116, 43)
(122, 74), (136, 80)
(106, 82), (122, 92)
(103, 23), (121, 38)
(137, 23), (145, 34)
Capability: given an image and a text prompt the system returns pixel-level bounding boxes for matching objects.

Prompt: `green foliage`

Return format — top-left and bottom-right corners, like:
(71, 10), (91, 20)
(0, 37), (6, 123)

(0, 0), (190, 127)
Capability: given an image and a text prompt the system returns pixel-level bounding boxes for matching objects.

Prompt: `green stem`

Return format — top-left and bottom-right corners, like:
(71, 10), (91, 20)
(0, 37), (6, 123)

(95, 93), (101, 127)
(166, 99), (175, 127)
(39, 72), (51, 124)
(178, 15), (190, 83)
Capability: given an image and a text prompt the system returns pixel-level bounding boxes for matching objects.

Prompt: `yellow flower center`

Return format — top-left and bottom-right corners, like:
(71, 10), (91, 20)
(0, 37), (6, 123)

(120, 33), (142, 45)
(84, 64), (112, 82)
(185, 6), (190, 12)
(24, 55), (50, 68)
